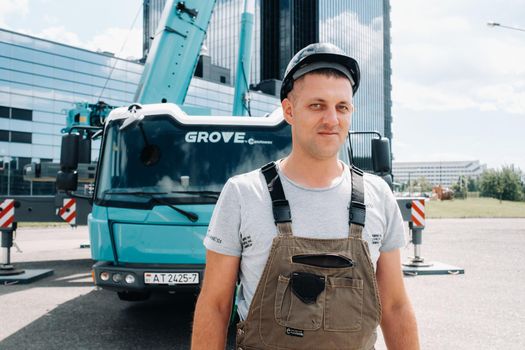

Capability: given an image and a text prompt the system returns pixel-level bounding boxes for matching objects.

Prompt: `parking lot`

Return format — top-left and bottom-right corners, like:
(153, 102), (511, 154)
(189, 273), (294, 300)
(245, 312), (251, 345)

(1, 219), (524, 349)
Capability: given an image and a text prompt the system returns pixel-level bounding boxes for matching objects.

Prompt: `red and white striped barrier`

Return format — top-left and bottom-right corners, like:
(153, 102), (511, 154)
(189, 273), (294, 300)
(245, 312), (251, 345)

(0, 199), (15, 229)
(57, 198), (76, 226)
(411, 199), (425, 227)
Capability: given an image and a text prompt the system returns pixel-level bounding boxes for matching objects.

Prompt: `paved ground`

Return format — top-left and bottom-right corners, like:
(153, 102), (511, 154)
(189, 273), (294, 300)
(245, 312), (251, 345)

(1, 219), (524, 349)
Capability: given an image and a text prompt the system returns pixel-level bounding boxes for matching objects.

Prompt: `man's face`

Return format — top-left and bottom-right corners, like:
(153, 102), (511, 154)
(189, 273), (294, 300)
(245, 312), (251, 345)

(282, 73), (354, 161)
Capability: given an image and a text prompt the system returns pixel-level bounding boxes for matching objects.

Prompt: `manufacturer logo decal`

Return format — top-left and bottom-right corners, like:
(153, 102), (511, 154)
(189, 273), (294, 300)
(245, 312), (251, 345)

(184, 131), (272, 145)
(185, 131), (245, 143)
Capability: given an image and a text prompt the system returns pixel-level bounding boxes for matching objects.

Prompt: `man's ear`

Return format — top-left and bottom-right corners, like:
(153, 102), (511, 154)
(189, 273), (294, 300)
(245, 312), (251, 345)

(281, 98), (294, 126)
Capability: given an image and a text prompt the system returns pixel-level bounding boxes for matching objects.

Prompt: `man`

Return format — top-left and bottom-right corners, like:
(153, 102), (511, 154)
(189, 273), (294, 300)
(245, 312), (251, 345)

(192, 43), (419, 350)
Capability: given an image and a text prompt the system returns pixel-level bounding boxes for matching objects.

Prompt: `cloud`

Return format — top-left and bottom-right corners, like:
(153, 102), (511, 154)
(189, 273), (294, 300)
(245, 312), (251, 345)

(391, 0), (525, 115)
(320, 10), (383, 78)
(14, 25), (142, 60)
(86, 27), (142, 59)
(31, 26), (83, 47)
(0, 0), (28, 27)
(393, 80), (478, 112)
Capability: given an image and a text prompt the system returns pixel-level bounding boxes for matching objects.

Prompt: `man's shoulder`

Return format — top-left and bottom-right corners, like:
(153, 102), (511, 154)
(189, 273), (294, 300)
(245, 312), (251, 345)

(227, 167), (266, 194)
(362, 171), (390, 196)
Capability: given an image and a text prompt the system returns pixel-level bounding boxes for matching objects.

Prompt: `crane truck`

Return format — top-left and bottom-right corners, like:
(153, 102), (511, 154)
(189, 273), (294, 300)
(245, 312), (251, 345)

(54, 0), (395, 302)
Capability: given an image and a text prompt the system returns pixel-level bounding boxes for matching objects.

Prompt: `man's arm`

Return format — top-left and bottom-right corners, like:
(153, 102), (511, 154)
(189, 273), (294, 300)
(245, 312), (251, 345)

(192, 250), (240, 350)
(376, 249), (420, 350)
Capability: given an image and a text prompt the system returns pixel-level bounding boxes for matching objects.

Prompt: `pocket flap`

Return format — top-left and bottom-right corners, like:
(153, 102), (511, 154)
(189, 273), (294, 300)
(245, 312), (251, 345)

(291, 271), (325, 304)
(292, 253), (354, 268)
(327, 276), (363, 289)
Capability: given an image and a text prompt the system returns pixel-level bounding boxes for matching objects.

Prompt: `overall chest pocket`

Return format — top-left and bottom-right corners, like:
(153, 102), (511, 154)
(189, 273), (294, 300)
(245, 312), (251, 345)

(274, 274), (325, 330)
(324, 276), (364, 331)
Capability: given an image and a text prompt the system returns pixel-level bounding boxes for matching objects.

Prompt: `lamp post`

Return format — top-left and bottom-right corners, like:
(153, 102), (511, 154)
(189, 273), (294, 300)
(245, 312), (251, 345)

(487, 22), (525, 33)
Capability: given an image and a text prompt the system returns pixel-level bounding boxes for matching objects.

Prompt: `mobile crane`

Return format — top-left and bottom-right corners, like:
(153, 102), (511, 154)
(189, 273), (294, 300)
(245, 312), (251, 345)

(53, 0), (454, 302)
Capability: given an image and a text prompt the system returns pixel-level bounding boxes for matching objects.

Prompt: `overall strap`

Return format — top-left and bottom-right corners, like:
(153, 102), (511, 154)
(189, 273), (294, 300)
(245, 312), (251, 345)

(349, 166), (366, 239)
(261, 162), (293, 236)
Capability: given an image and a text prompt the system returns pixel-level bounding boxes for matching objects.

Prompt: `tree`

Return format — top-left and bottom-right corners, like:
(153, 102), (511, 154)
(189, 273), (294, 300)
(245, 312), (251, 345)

(479, 166), (523, 201)
(500, 165), (522, 201)
(467, 177), (478, 192)
(452, 175), (468, 199)
(417, 177), (432, 192)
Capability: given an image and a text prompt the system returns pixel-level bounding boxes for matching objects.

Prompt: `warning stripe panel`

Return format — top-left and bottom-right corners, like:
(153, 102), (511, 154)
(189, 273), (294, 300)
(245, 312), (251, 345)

(412, 203), (425, 219)
(0, 200), (15, 219)
(58, 198), (76, 226)
(0, 199), (15, 228)
(60, 203), (76, 218)
(411, 199), (425, 227)
(2, 215), (14, 228)
(0, 208), (14, 225)
(0, 198), (14, 207)
(64, 211), (76, 224)
(411, 212), (424, 227)
(58, 199), (75, 217)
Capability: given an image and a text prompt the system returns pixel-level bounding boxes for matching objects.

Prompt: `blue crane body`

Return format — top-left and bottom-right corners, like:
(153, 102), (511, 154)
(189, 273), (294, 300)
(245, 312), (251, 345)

(88, 104), (293, 299)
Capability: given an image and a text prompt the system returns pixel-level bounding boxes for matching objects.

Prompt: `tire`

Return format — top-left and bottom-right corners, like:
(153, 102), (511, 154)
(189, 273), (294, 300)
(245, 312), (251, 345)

(117, 290), (151, 302)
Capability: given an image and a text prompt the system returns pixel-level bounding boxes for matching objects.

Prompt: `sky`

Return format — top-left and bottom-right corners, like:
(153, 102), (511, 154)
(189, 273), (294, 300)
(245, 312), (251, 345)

(0, 0), (524, 171)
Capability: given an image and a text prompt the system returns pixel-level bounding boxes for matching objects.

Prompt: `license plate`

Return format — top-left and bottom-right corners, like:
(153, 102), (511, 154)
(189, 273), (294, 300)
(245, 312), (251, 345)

(144, 272), (199, 285)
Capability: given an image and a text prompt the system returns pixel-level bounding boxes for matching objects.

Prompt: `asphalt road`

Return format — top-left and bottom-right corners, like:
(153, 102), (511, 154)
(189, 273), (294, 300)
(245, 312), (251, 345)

(1, 219), (524, 349)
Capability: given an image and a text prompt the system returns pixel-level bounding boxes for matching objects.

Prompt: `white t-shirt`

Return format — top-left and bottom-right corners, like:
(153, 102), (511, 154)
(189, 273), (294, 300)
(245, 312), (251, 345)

(204, 162), (406, 320)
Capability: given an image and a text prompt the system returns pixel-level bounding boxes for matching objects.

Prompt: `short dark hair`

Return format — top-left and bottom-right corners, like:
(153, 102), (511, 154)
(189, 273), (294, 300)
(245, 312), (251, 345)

(288, 68), (351, 100)
(302, 68), (349, 80)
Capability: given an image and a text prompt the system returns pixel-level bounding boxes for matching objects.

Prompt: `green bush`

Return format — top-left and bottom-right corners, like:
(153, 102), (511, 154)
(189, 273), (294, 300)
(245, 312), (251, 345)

(479, 165), (523, 201)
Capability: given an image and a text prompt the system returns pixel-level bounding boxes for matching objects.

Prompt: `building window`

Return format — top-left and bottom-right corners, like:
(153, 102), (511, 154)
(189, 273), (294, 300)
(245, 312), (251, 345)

(11, 131), (32, 144)
(11, 108), (32, 121)
(0, 105), (33, 121)
(0, 130), (9, 142)
(0, 106), (9, 119)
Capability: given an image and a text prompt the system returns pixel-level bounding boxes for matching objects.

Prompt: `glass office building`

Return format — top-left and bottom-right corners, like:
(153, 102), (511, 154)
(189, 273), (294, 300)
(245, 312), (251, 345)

(0, 28), (279, 195)
(0, 29), (141, 195)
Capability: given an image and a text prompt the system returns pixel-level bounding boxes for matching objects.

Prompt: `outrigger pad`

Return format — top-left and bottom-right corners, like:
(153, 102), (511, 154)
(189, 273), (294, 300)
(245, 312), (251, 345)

(0, 269), (53, 284)
(403, 261), (464, 276)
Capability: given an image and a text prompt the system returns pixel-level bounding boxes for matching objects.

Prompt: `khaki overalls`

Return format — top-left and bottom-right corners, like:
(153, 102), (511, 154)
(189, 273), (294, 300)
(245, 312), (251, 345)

(236, 162), (382, 350)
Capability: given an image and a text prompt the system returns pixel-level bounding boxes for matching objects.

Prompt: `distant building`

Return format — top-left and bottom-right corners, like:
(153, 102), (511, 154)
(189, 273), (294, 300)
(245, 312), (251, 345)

(392, 160), (487, 187)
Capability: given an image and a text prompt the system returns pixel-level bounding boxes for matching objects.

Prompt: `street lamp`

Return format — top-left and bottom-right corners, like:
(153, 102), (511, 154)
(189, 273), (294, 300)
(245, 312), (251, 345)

(487, 22), (525, 33)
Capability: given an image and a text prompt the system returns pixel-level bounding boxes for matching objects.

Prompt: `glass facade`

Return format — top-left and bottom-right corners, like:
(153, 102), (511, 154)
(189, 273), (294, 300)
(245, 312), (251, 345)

(0, 28), (141, 195)
(143, 0), (167, 61)
(206, 0), (262, 85)
(0, 27), (279, 195)
(319, 0), (392, 168)
(261, 0), (318, 80)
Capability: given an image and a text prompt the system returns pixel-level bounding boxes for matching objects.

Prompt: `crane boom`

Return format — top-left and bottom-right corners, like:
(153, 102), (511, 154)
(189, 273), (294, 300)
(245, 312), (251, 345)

(135, 0), (217, 105)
